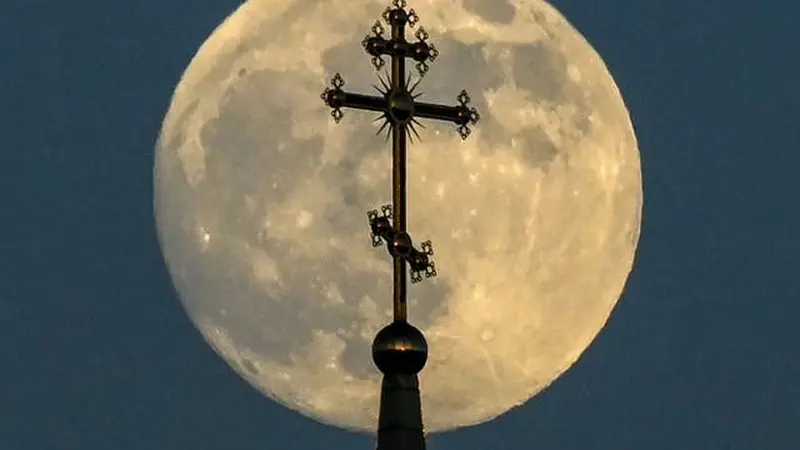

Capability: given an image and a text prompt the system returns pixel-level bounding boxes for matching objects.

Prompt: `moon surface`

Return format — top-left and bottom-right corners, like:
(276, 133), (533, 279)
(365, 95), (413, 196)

(154, 0), (641, 433)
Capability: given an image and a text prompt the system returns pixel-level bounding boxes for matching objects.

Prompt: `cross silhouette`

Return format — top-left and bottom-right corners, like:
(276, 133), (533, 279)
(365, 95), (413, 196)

(321, 0), (480, 323)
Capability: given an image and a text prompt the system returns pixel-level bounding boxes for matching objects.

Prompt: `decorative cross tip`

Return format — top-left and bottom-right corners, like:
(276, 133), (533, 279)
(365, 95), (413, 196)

(321, 73), (347, 123)
(368, 202), (437, 284)
(367, 205), (393, 247)
(409, 240), (436, 283)
(362, 21), (388, 70)
(455, 89), (480, 139)
(411, 27), (439, 76)
(410, 261), (436, 283)
(368, 2), (438, 76)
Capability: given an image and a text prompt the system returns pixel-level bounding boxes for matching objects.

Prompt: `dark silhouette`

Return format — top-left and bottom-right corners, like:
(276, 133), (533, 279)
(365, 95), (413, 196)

(321, 1), (481, 448)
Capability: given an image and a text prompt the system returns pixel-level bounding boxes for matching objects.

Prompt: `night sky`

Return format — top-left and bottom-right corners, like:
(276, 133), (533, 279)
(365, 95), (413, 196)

(3, 0), (798, 449)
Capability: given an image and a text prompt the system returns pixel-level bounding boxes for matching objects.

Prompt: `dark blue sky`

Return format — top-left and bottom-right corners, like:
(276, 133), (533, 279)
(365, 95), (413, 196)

(3, 0), (798, 449)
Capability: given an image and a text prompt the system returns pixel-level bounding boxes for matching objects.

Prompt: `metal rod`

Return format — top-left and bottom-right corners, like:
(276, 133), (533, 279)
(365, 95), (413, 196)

(391, 17), (408, 323)
(392, 124), (408, 323)
(413, 101), (470, 124)
(330, 92), (386, 112)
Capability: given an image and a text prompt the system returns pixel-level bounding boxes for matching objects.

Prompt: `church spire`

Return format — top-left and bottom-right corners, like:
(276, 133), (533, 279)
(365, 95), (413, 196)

(372, 321), (428, 450)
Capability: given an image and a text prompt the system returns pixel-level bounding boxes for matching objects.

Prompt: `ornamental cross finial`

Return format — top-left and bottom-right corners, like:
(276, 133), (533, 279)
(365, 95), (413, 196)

(320, 0), (480, 322)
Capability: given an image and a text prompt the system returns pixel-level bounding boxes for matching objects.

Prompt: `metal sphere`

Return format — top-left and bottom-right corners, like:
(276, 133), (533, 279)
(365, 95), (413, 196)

(374, 217), (392, 236)
(390, 231), (413, 257)
(364, 37), (379, 55)
(372, 321), (428, 375)
(411, 42), (430, 62)
(388, 90), (414, 124)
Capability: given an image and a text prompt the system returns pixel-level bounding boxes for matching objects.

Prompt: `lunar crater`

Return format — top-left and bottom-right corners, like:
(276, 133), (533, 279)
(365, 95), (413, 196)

(462, 0), (516, 24)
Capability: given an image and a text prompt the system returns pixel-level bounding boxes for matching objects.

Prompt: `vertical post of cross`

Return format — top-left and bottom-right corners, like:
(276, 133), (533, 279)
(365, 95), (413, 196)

(389, 8), (409, 323)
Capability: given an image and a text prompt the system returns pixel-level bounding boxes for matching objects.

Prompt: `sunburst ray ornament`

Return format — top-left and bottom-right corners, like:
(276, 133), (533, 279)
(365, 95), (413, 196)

(368, 71), (428, 143)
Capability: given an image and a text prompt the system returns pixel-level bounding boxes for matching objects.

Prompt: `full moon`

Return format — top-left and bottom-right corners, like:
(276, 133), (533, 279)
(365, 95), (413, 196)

(154, 0), (642, 433)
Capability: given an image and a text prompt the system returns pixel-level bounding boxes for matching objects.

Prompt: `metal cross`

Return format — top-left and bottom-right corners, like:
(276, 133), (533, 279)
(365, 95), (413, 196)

(321, 0), (480, 323)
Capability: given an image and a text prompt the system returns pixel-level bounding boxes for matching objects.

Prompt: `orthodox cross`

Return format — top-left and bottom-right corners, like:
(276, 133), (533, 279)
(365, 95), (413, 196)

(321, 0), (480, 323)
